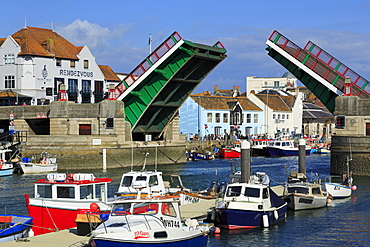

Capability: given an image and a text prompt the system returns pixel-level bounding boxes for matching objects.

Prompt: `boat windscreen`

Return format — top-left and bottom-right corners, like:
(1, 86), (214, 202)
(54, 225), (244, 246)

(288, 187), (308, 194)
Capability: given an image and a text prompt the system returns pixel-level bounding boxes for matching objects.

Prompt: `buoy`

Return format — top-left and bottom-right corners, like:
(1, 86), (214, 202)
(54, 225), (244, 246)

(262, 214), (269, 228)
(327, 198), (332, 204)
(351, 185), (357, 191)
(214, 227), (221, 234)
(90, 203), (100, 212)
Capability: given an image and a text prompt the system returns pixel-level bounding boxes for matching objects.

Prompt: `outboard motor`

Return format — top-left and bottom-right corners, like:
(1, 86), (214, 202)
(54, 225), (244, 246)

(208, 180), (219, 193)
(217, 181), (228, 195)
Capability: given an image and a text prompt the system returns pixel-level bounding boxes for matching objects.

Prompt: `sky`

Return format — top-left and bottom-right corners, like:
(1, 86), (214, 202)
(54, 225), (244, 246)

(2, 0), (370, 93)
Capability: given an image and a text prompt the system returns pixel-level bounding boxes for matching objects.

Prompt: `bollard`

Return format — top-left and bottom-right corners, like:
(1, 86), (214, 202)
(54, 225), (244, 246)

(241, 141), (251, 183)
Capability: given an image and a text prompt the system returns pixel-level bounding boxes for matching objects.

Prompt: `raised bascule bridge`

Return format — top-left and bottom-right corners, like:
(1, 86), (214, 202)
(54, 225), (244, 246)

(112, 32), (227, 141)
(266, 30), (370, 176)
(265, 30), (370, 113)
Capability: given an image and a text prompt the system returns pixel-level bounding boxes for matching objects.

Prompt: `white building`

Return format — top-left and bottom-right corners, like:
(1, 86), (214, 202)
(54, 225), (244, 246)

(0, 26), (120, 105)
(246, 72), (298, 93)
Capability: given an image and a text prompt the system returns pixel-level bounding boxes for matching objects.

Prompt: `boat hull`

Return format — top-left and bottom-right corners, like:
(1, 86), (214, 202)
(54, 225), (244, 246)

(24, 194), (110, 236)
(19, 163), (57, 174)
(284, 193), (328, 210)
(92, 233), (208, 247)
(323, 183), (352, 198)
(267, 147), (310, 157)
(0, 168), (12, 177)
(217, 206), (287, 229)
(218, 149), (241, 158)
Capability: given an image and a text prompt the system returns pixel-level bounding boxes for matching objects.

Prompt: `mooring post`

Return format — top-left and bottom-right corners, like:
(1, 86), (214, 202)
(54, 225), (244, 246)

(298, 139), (306, 175)
(241, 141), (251, 183)
(103, 148), (107, 171)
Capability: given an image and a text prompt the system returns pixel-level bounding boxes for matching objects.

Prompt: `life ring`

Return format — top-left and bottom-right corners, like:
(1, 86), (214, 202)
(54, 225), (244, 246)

(0, 159), (4, 165)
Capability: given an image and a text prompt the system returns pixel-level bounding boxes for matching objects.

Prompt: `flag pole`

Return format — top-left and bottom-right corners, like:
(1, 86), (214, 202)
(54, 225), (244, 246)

(149, 34), (152, 54)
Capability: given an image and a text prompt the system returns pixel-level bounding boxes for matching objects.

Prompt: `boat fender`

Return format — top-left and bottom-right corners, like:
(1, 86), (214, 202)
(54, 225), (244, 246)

(211, 209), (217, 221)
(351, 185), (357, 191)
(262, 214), (269, 228)
(274, 210), (278, 220)
(213, 227), (221, 234)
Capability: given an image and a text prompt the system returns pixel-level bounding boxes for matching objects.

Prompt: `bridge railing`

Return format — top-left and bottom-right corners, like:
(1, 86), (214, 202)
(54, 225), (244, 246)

(304, 41), (370, 97)
(268, 30), (370, 98)
(114, 32), (183, 99)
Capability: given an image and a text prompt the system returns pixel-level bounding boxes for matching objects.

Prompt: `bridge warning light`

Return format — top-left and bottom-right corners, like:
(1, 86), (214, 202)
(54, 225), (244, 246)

(335, 115), (345, 128)
(106, 118), (114, 128)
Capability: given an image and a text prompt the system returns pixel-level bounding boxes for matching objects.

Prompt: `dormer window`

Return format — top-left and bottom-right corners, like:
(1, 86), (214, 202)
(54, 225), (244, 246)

(84, 60), (89, 69)
(56, 58), (61, 66)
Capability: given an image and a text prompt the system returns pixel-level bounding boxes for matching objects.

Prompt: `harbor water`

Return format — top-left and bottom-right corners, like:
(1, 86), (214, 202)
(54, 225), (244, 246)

(1, 154), (369, 246)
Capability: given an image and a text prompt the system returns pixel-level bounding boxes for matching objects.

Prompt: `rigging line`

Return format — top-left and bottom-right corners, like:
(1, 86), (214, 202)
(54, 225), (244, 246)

(41, 138), (57, 154)
(41, 199), (59, 232)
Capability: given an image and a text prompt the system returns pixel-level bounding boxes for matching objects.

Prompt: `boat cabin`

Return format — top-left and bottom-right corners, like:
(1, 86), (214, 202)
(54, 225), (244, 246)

(116, 171), (186, 197)
(223, 173), (273, 209)
(33, 173), (112, 203)
(286, 183), (324, 196)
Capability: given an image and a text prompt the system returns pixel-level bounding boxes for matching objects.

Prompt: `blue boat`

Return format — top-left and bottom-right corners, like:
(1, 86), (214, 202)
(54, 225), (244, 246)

(0, 214), (33, 243)
(267, 140), (311, 157)
(216, 172), (287, 229)
(0, 150), (13, 177)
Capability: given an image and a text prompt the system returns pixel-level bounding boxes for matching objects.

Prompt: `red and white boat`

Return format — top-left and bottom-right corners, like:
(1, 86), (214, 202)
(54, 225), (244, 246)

(217, 142), (241, 158)
(25, 173), (112, 236)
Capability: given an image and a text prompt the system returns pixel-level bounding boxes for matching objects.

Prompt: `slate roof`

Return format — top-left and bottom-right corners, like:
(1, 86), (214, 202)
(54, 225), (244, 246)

(190, 95), (262, 111)
(303, 103), (333, 120)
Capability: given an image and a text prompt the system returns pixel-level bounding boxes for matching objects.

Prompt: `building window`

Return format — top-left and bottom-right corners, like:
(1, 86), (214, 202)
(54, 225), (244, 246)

(4, 54), (15, 64)
(254, 114), (258, 124)
(273, 114), (276, 119)
(282, 114), (285, 120)
(81, 80), (91, 103)
(223, 113), (228, 123)
(70, 60), (76, 68)
(207, 113), (212, 123)
(214, 126), (222, 135)
(84, 60), (89, 69)
(278, 114), (281, 119)
(215, 113), (220, 123)
(287, 115), (289, 119)
(246, 114), (251, 123)
(5, 75), (15, 88)
(56, 58), (61, 66)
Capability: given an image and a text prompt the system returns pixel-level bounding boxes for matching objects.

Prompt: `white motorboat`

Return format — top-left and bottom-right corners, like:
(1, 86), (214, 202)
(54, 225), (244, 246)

(280, 171), (330, 210)
(215, 172), (287, 229)
(88, 196), (209, 247)
(15, 153), (58, 174)
(115, 170), (215, 209)
(322, 175), (355, 199)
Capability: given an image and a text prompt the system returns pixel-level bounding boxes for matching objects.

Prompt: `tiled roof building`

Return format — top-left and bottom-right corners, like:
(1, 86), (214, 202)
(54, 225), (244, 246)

(0, 26), (120, 105)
